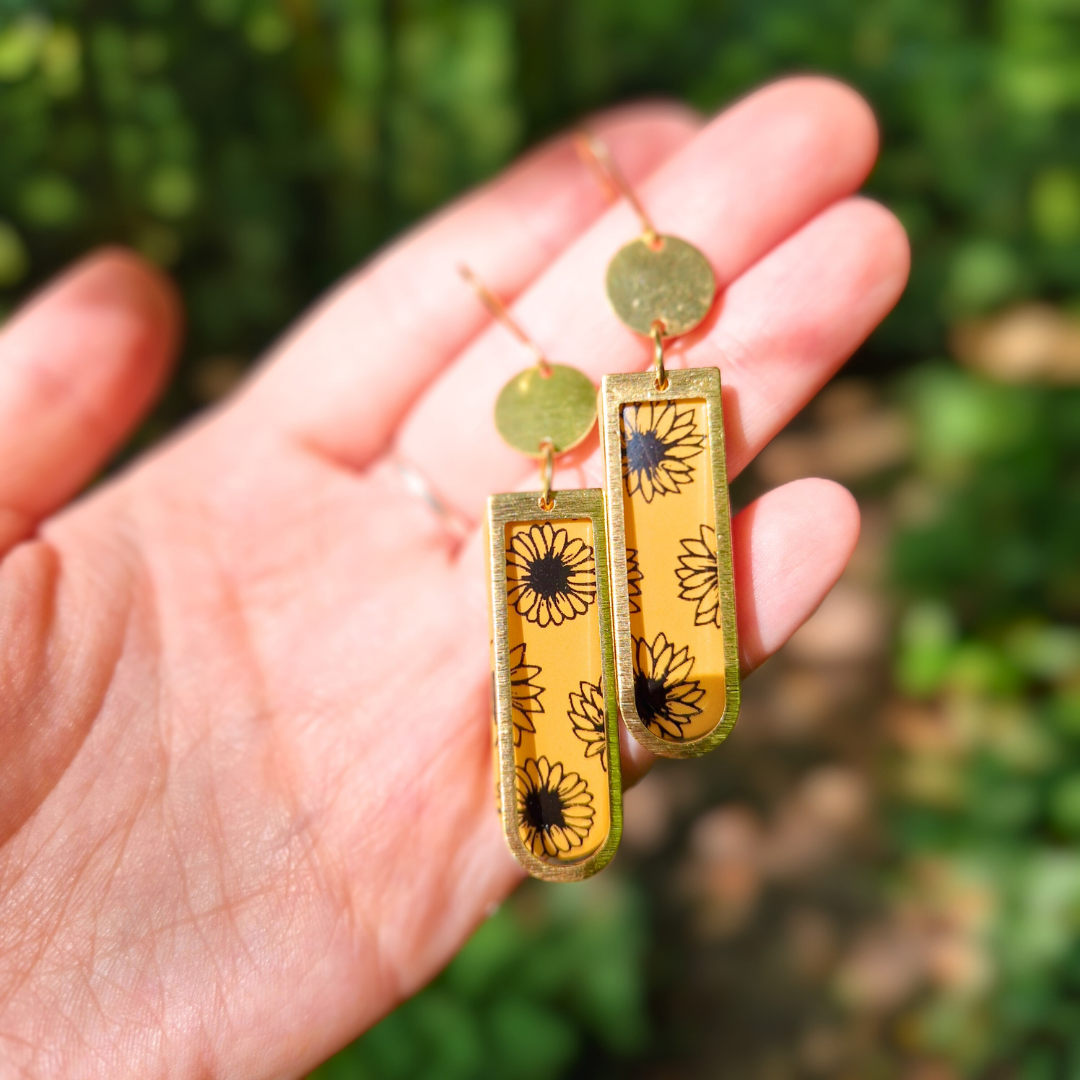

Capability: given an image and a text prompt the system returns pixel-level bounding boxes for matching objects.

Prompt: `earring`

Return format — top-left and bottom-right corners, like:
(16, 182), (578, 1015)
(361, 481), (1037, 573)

(463, 267), (622, 882)
(576, 134), (741, 759)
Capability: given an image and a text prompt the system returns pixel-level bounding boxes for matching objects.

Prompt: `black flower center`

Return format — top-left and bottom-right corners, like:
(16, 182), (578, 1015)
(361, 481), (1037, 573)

(625, 429), (668, 480)
(527, 552), (571, 599)
(634, 672), (670, 722)
(524, 786), (566, 831)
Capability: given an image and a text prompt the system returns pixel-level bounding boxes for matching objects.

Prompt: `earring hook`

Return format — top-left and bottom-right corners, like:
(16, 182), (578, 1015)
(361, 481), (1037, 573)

(458, 264), (551, 376)
(573, 131), (659, 247)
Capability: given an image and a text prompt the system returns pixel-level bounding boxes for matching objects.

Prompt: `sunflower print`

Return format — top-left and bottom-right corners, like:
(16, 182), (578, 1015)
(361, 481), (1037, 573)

(626, 548), (643, 615)
(675, 524), (721, 627)
(508, 642), (545, 747)
(633, 631), (705, 740)
(568, 680), (607, 770)
(506, 523), (596, 628)
(621, 401), (704, 502)
(517, 756), (595, 858)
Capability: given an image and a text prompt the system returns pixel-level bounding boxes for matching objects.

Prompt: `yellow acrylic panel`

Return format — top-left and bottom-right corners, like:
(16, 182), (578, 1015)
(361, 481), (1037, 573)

(486, 489), (622, 881)
(600, 367), (740, 757)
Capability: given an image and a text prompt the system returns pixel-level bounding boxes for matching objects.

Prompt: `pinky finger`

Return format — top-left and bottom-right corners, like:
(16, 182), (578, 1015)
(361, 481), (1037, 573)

(734, 477), (860, 675)
(620, 477), (859, 787)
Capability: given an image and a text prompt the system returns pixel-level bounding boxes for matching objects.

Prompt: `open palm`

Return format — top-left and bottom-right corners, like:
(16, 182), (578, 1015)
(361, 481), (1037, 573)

(0, 78), (907, 1078)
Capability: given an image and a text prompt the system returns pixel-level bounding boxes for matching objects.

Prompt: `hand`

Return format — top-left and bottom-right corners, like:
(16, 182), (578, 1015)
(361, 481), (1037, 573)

(0, 77), (907, 1078)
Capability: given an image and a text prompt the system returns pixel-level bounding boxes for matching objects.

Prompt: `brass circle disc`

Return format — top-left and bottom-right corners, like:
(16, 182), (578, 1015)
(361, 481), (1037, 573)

(494, 363), (597, 457)
(605, 235), (716, 337)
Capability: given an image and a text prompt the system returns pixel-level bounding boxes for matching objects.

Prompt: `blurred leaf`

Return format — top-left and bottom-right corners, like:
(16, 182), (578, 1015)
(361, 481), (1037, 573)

(1031, 168), (1080, 245)
(145, 164), (198, 217)
(1005, 622), (1080, 682)
(19, 173), (81, 226)
(896, 600), (958, 696)
(0, 15), (44, 80)
(1050, 775), (1080, 836)
(0, 220), (29, 285)
(948, 240), (1025, 315)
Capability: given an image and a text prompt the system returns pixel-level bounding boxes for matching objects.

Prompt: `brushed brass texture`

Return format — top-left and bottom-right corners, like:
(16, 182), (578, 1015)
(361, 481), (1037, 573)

(486, 488), (623, 882)
(600, 367), (740, 758)
(606, 235), (716, 338)
(494, 362), (598, 456)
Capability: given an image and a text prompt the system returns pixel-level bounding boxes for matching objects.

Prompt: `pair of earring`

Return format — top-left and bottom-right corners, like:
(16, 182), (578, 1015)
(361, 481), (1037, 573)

(477, 135), (740, 882)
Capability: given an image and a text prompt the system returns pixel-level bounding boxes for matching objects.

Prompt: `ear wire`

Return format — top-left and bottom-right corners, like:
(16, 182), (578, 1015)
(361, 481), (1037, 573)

(573, 131), (659, 246)
(458, 264), (551, 376)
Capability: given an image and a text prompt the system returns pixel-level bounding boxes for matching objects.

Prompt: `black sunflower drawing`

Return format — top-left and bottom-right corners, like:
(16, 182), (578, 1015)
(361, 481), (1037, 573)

(508, 642), (545, 747)
(621, 401), (704, 502)
(516, 756), (596, 858)
(506, 523), (595, 627)
(675, 524), (721, 627)
(633, 631), (706, 740)
(626, 548), (643, 615)
(568, 680), (607, 770)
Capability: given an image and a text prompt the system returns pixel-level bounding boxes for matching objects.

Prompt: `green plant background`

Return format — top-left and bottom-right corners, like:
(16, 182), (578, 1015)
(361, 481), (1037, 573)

(2, 1), (1079, 1076)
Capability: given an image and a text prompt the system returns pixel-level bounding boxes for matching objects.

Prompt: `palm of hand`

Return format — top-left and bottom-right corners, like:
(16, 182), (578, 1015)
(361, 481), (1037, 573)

(0, 81), (907, 1078)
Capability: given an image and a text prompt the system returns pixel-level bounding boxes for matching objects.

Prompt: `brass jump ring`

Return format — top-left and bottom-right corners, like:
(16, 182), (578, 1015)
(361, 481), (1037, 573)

(538, 438), (555, 510)
(650, 321), (668, 391)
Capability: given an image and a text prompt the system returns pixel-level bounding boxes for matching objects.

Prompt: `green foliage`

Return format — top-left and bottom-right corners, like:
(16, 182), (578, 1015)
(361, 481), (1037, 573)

(892, 368), (1080, 1073)
(1, 0), (1079, 394)
(0, 1), (524, 391)
(895, 366), (1080, 627)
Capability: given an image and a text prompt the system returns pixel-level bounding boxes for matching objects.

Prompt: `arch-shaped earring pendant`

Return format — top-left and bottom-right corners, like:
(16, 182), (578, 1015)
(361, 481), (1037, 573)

(578, 133), (741, 758)
(600, 363), (739, 758)
(487, 489), (622, 881)
(463, 266), (622, 881)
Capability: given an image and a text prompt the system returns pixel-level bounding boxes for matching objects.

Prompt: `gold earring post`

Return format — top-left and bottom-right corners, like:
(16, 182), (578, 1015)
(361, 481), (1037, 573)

(573, 131), (659, 247)
(458, 264), (551, 375)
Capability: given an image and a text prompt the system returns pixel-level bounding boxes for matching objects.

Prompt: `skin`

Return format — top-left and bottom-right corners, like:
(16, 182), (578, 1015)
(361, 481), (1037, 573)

(0, 78), (909, 1079)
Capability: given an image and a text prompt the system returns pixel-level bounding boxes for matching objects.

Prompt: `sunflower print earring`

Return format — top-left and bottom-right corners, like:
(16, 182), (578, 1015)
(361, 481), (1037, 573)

(575, 133), (741, 759)
(505, 522), (596, 628)
(463, 267), (622, 882)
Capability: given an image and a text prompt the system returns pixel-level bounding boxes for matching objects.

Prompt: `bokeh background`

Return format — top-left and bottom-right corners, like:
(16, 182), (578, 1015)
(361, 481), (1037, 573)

(2, 1), (1080, 1077)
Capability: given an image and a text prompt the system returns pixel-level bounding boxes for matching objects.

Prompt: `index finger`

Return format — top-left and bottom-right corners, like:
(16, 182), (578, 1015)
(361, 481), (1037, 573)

(241, 104), (701, 465)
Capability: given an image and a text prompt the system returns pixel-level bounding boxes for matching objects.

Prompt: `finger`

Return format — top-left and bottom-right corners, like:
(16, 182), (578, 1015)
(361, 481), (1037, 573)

(404, 187), (907, 520)
(396, 77), (886, 515)
(549, 196), (907, 496)
(733, 478), (860, 674)
(344, 476), (861, 1049)
(686, 198), (909, 482)
(619, 722), (658, 790)
(244, 103), (701, 463)
(0, 250), (180, 554)
(604, 479), (859, 787)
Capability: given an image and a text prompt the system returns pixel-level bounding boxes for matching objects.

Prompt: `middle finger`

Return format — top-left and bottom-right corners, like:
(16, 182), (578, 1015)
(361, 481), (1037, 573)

(394, 76), (883, 515)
